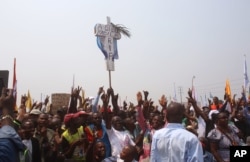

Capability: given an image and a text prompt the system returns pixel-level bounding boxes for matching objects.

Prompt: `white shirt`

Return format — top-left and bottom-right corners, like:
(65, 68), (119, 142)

(22, 139), (32, 161)
(151, 123), (204, 162)
(106, 127), (135, 157)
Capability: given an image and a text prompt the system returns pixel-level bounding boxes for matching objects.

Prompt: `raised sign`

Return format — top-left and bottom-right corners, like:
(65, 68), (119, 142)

(95, 17), (121, 71)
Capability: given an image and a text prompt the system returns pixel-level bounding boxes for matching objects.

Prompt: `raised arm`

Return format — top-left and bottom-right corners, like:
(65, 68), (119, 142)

(102, 88), (111, 129)
(92, 86), (104, 113)
(0, 88), (15, 126)
(109, 88), (120, 115)
(16, 94), (27, 121)
(187, 88), (209, 122)
(68, 86), (81, 113)
(218, 94), (231, 112)
(159, 95), (167, 111)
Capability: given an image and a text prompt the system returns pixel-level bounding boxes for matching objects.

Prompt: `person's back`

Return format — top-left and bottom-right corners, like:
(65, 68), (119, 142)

(0, 88), (26, 162)
(0, 125), (25, 162)
(150, 102), (203, 162)
(151, 123), (203, 162)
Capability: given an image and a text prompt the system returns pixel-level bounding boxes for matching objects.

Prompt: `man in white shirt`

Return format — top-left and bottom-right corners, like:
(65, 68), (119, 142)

(150, 102), (203, 162)
(106, 116), (135, 158)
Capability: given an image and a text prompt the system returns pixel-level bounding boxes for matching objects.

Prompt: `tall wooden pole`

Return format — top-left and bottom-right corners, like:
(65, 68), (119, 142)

(109, 70), (112, 88)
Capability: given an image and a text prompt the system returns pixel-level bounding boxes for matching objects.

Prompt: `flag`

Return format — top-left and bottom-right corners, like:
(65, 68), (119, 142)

(81, 89), (85, 103)
(96, 36), (119, 60)
(192, 85), (198, 101)
(25, 90), (32, 112)
(209, 92), (213, 99)
(204, 93), (208, 106)
(248, 86), (250, 101)
(192, 76), (196, 100)
(244, 56), (249, 90)
(225, 79), (232, 100)
(200, 96), (204, 107)
(12, 58), (17, 110)
(192, 86), (196, 100)
(172, 96), (177, 102)
(173, 83), (177, 102)
(225, 80), (232, 112)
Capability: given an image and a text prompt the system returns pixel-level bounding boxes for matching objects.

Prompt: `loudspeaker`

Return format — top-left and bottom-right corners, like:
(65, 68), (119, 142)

(0, 70), (9, 94)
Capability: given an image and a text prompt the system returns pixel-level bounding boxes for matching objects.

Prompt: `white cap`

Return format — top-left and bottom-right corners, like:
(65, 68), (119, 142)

(208, 110), (219, 120)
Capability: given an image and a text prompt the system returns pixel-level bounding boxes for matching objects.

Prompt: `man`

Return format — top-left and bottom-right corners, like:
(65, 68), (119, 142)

(106, 116), (135, 158)
(34, 113), (55, 162)
(102, 145), (138, 162)
(120, 145), (138, 162)
(93, 141), (106, 162)
(150, 102), (203, 162)
(20, 119), (41, 162)
(85, 112), (111, 158)
(102, 88), (135, 160)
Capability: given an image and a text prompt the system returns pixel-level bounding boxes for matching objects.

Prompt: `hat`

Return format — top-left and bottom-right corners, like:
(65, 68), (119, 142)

(76, 111), (89, 116)
(30, 109), (42, 115)
(64, 111), (88, 125)
(208, 110), (219, 120)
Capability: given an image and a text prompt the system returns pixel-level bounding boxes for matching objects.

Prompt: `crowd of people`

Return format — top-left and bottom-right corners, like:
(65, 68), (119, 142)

(0, 85), (250, 162)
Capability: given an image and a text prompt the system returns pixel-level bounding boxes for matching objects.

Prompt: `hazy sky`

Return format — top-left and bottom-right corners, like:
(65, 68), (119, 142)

(1, 0), (250, 106)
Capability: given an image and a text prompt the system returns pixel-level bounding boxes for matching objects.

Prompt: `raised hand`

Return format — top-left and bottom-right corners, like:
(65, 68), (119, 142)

(44, 95), (50, 105)
(143, 90), (149, 101)
(71, 86), (82, 97)
(36, 102), (43, 110)
(232, 94), (237, 107)
(75, 86), (82, 97)
(107, 87), (114, 96)
(21, 94), (28, 106)
(123, 100), (127, 108)
(159, 95), (167, 108)
(137, 91), (143, 106)
(101, 93), (110, 106)
(0, 88), (15, 113)
(186, 88), (196, 105)
(129, 102), (134, 110)
(32, 101), (37, 109)
(113, 94), (119, 103)
(98, 86), (104, 95)
(208, 98), (212, 105)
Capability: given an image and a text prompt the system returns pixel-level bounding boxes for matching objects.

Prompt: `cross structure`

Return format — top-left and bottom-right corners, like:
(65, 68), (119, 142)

(95, 17), (121, 71)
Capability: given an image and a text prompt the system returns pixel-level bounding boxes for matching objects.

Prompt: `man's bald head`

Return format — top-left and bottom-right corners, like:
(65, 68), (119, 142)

(166, 102), (185, 123)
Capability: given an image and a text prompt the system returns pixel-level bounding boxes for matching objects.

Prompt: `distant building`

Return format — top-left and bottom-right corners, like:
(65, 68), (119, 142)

(51, 93), (70, 114)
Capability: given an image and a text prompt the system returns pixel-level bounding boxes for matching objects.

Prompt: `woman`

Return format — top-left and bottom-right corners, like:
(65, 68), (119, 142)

(207, 111), (243, 162)
(61, 112), (88, 162)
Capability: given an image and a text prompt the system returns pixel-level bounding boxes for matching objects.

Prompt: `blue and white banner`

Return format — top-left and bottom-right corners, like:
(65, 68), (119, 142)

(96, 36), (119, 60)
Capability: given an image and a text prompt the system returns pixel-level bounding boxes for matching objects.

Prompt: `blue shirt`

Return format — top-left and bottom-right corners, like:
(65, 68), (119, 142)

(150, 123), (204, 162)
